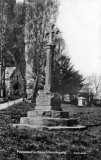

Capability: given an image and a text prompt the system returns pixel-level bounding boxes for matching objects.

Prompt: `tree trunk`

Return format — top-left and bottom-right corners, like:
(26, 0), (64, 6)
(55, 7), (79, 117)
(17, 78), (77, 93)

(33, 77), (38, 101)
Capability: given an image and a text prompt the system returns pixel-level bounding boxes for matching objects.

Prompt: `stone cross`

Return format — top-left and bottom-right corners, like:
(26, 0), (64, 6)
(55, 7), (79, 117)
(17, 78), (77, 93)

(44, 26), (55, 92)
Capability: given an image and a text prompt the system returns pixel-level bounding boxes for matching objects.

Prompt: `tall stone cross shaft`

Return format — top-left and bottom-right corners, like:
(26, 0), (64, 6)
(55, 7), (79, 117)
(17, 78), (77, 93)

(44, 27), (55, 92)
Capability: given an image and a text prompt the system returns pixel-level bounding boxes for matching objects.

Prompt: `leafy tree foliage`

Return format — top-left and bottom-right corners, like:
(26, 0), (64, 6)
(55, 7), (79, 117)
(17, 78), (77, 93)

(25, 0), (59, 98)
(49, 29), (84, 97)
(0, 0), (16, 67)
(86, 74), (101, 98)
(0, 0), (16, 97)
(0, 0), (84, 100)
(52, 54), (84, 97)
(0, 0), (26, 98)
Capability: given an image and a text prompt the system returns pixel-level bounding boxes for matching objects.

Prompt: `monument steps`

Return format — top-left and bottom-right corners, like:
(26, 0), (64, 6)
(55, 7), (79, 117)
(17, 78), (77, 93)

(13, 91), (86, 131)
(20, 116), (78, 127)
(47, 125), (86, 131)
(13, 124), (86, 131)
(27, 110), (69, 118)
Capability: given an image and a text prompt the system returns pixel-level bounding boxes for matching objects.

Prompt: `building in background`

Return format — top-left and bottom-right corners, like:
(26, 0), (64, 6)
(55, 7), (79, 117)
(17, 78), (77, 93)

(5, 66), (24, 99)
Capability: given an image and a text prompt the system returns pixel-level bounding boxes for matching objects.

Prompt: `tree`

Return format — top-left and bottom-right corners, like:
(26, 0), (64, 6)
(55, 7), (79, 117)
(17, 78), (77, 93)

(0, 0), (27, 100)
(14, 1), (26, 101)
(87, 74), (101, 98)
(52, 54), (84, 97)
(25, 0), (59, 98)
(0, 0), (16, 98)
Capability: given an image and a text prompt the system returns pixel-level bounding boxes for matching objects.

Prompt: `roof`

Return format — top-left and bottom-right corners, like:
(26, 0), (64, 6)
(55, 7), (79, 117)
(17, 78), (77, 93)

(5, 67), (16, 80)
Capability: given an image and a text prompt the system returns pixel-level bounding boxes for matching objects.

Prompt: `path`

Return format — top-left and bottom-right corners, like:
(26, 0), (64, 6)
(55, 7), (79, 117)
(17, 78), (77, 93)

(0, 98), (23, 110)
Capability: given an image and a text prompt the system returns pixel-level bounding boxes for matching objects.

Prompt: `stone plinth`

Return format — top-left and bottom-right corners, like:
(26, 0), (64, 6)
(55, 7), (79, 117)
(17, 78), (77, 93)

(35, 91), (61, 111)
(13, 123), (86, 131)
(20, 116), (78, 127)
(13, 96), (86, 131)
(27, 110), (69, 118)
(47, 125), (86, 131)
(13, 90), (86, 131)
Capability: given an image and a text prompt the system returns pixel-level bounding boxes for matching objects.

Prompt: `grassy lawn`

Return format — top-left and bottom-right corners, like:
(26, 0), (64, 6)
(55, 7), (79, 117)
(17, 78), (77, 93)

(0, 102), (101, 159)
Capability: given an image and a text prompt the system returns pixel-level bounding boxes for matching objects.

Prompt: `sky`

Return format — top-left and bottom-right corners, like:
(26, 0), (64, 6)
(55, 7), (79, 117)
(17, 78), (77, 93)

(57, 0), (101, 76)
(17, 0), (101, 76)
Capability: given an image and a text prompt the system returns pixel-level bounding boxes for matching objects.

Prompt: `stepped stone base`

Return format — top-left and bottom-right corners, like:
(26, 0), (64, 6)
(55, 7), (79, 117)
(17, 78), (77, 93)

(13, 91), (86, 131)
(47, 125), (86, 131)
(20, 116), (78, 126)
(27, 110), (69, 118)
(13, 124), (86, 131)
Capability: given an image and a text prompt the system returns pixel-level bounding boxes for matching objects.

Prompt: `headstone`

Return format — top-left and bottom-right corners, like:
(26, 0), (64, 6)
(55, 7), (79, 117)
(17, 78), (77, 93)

(63, 94), (70, 103)
(78, 97), (86, 106)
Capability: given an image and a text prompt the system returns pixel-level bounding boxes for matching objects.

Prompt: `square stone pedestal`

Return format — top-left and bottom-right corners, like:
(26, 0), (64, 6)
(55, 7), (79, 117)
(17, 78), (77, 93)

(35, 91), (61, 111)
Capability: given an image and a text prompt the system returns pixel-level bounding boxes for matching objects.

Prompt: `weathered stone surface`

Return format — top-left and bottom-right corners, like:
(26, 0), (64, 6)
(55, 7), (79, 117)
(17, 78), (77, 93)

(60, 111), (69, 118)
(43, 117), (78, 126)
(20, 116), (78, 127)
(20, 117), (29, 124)
(13, 124), (46, 131)
(13, 124), (86, 131)
(20, 117), (44, 126)
(27, 111), (38, 117)
(35, 105), (52, 111)
(50, 110), (69, 118)
(36, 92), (52, 110)
(27, 110), (69, 118)
(36, 92), (61, 111)
(47, 125), (86, 131)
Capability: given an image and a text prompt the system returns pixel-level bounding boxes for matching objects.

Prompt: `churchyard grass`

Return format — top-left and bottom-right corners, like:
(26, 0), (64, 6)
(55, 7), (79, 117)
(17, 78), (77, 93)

(0, 102), (101, 159)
